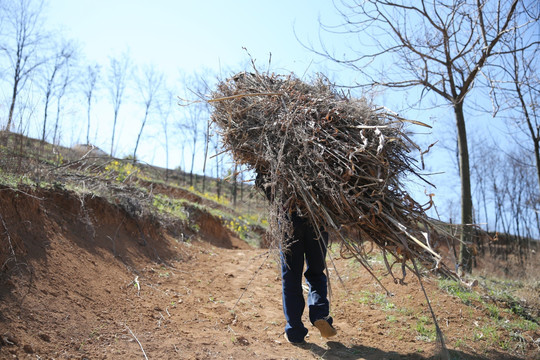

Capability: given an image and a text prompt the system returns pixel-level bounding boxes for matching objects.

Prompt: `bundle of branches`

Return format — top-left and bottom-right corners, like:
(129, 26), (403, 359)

(210, 71), (457, 283)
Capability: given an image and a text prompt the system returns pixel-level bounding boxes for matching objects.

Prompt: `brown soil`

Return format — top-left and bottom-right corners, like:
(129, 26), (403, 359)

(0, 186), (538, 360)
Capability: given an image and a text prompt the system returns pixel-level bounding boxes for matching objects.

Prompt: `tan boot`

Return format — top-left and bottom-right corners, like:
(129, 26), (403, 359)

(313, 319), (337, 338)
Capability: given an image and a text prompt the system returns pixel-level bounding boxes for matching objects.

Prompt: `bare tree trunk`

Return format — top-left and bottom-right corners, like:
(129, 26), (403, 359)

(53, 95), (62, 145)
(133, 109), (148, 161)
(455, 102), (474, 274)
(240, 171), (244, 202)
(179, 144), (186, 185)
(83, 64), (99, 145)
(232, 164), (238, 208)
(41, 89), (51, 142)
(86, 99), (91, 144)
(215, 150), (222, 199)
(534, 142), (540, 194)
(107, 52), (131, 157)
(189, 148), (195, 188)
(53, 71), (71, 147)
(6, 82), (18, 132)
(516, 79), (540, 193)
(163, 121), (169, 181)
(111, 110), (118, 156)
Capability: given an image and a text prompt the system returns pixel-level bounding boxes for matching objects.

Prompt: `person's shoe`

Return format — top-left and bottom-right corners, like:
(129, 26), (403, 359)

(314, 318), (337, 338)
(284, 332), (306, 345)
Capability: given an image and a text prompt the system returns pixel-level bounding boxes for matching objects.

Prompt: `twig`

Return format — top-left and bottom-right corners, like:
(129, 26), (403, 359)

(208, 92), (282, 103)
(411, 258), (449, 360)
(232, 251), (271, 311)
(125, 325), (149, 360)
(107, 217), (126, 257)
(0, 186), (44, 201)
(0, 214), (15, 259)
(134, 276), (140, 296)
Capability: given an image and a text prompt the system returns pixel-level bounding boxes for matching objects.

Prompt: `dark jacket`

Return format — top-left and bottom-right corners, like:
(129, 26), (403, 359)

(255, 171), (273, 202)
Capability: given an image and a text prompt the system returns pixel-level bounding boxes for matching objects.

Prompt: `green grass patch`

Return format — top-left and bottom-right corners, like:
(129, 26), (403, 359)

(152, 193), (190, 221)
(439, 277), (540, 353)
(208, 209), (266, 247)
(187, 185), (230, 206)
(415, 315), (436, 342)
(355, 290), (397, 311)
(0, 169), (36, 188)
(104, 160), (140, 182)
(473, 324), (500, 346)
(504, 317), (539, 332)
(485, 302), (501, 319)
(438, 279), (482, 305)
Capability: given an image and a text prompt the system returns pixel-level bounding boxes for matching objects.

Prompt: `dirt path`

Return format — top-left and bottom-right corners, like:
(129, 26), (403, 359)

(2, 238), (529, 360)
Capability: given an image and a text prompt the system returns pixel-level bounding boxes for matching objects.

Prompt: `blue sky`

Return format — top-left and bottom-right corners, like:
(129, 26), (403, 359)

(46, 0), (340, 77)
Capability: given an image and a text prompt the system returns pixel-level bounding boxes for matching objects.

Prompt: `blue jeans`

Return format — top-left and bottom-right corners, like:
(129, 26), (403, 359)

(280, 212), (332, 342)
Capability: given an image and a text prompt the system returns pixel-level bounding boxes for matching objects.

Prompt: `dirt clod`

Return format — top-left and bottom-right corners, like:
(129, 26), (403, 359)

(22, 344), (34, 353)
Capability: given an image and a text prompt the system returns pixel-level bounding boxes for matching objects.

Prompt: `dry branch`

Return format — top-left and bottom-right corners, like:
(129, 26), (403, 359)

(210, 71), (457, 281)
(125, 325), (149, 360)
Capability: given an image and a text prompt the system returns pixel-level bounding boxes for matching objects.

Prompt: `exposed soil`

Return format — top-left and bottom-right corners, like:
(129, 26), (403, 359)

(0, 185), (538, 360)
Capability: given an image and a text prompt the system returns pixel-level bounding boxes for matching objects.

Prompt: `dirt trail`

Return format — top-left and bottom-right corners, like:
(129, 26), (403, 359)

(0, 187), (537, 359)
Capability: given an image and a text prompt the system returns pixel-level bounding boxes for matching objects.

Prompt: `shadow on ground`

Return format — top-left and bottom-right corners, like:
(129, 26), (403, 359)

(302, 340), (521, 360)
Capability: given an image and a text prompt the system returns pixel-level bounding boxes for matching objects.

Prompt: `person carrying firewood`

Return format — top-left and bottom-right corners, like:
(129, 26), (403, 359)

(256, 171), (337, 345)
(211, 71), (456, 352)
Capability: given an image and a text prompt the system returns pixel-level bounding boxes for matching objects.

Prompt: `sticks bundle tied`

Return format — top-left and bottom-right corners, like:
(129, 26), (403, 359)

(210, 71), (457, 282)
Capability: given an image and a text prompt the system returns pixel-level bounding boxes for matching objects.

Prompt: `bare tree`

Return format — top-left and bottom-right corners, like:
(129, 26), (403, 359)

(81, 63), (100, 145)
(210, 128), (224, 199)
(133, 64), (163, 161)
(0, 2), (6, 46)
(107, 51), (131, 156)
(183, 70), (213, 192)
(495, 23), (540, 193)
(52, 48), (76, 146)
(498, 150), (538, 257)
(315, 0), (537, 274)
(0, 0), (47, 133)
(40, 40), (75, 143)
(157, 88), (175, 181)
(178, 71), (212, 188)
(176, 125), (188, 185)
(231, 163), (238, 208)
(470, 136), (494, 232)
(183, 99), (203, 187)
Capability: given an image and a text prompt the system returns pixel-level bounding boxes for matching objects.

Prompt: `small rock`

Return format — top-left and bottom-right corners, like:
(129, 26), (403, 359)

(235, 336), (250, 346)
(1, 334), (17, 346)
(38, 333), (51, 342)
(23, 344), (34, 353)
